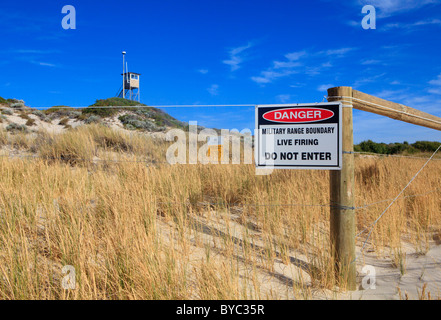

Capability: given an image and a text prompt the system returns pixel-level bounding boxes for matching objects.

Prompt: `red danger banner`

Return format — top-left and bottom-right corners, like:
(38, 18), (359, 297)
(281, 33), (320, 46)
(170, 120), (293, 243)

(262, 108), (335, 123)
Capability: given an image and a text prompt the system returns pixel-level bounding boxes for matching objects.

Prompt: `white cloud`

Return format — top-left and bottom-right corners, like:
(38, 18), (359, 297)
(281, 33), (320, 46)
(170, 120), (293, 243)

(358, 0), (440, 17)
(251, 51), (306, 84)
(317, 84), (334, 92)
(30, 61), (57, 67)
(251, 47), (351, 85)
(353, 73), (386, 88)
(324, 47), (355, 57)
(13, 49), (60, 54)
(346, 20), (359, 27)
(373, 88), (441, 115)
(361, 59), (381, 65)
(429, 73), (441, 86)
(284, 51), (307, 61)
(276, 94), (292, 103)
(251, 69), (297, 84)
(223, 43), (253, 71)
(383, 19), (441, 31)
(207, 84), (219, 96)
(198, 69), (208, 74)
(273, 61), (302, 69)
(428, 88), (441, 95)
(413, 19), (441, 26)
(429, 73), (441, 95)
(250, 76), (271, 84)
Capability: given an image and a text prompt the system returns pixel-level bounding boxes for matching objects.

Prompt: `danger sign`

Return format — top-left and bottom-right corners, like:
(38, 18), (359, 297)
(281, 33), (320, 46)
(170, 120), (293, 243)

(255, 103), (342, 170)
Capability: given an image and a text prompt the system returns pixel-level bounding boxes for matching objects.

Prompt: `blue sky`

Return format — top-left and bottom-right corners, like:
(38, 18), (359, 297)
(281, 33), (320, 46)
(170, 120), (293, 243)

(1, 0), (441, 143)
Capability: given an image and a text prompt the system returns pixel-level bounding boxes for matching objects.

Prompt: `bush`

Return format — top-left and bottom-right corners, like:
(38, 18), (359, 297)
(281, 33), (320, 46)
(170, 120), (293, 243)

(355, 140), (441, 155)
(59, 118), (69, 126)
(68, 111), (82, 119)
(118, 114), (158, 131)
(1, 109), (13, 115)
(7, 99), (26, 109)
(412, 141), (441, 153)
(82, 98), (146, 118)
(31, 110), (52, 122)
(6, 122), (28, 133)
(45, 106), (72, 114)
(18, 113), (31, 120)
(26, 118), (36, 126)
(85, 115), (101, 124)
(0, 96), (7, 105)
(45, 106), (80, 119)
(31, 110), (46, 119)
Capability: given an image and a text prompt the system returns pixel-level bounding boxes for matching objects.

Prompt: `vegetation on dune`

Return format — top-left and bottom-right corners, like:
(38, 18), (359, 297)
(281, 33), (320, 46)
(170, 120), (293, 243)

(1, 96), (186, 131)
(81, 97), (146, 117)
(0, 97), (26, 109)
(118, 114), (160, 131)
(45, 106), (75, 114)
(6, 122), (28, 133)
(81, 97), (186, 130)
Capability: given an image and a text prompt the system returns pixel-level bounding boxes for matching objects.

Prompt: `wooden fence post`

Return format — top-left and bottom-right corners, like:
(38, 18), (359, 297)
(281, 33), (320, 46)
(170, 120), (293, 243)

(327, 86), (356, 290)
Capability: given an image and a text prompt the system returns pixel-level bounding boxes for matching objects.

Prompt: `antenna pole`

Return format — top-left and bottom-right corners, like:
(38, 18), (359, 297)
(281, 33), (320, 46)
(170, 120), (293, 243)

(122, 51), (126, 100)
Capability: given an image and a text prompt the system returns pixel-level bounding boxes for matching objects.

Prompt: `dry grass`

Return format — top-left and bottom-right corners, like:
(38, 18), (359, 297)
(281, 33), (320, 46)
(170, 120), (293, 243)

(0, 125), (440, 299)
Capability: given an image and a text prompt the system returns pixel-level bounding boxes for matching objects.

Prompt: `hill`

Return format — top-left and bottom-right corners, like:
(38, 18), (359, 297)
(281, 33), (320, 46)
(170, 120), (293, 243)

(0, 96), (186, 134)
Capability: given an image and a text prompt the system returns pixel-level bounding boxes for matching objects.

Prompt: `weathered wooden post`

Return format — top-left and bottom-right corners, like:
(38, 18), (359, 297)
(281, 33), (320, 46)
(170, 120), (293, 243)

(327, 86), (356, 290)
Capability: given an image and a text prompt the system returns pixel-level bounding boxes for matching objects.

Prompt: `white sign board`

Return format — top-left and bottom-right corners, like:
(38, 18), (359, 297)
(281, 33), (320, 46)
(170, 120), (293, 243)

(255, 103), (342, 170)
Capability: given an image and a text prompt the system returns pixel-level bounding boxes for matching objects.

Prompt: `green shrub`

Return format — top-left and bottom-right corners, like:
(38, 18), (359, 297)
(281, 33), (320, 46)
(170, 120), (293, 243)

(68, 111), (82, 119)
(45, 106), (73, 114)
(118, 114), (158, 131)
(411, 141), (441, 153)
(82, 98), (146, 118)
(31, 110), (46, 119)
(7, 99), (25, 109)
(26, 118), (36, 126)
(18, 113), (31, 120)
(59, 118), (69, 126)
(6, 123), (28, 133)
(355, 140), (441, 155)
(85, 115), (101, 124)
(1, 109), (13, 115)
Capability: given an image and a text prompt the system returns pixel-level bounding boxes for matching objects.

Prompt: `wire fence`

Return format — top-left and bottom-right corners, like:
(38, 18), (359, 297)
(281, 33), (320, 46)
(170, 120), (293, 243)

(1, 103), (441, 261)
(1, 147), (440, 212)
